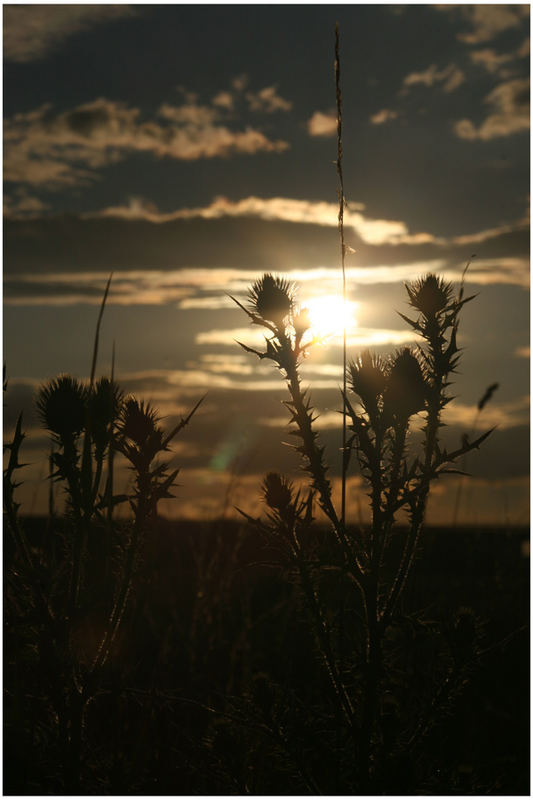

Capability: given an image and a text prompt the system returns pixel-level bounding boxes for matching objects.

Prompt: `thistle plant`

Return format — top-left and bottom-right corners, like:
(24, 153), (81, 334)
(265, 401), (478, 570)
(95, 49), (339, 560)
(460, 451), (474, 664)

(7, 269), (203, 792)
(235, 270), (492, 791)
(91, 394), (203, 674)
(232, 275), (360, 573)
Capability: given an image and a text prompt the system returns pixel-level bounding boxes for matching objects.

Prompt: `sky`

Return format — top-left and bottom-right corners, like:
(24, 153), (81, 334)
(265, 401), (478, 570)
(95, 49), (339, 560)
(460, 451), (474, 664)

(3, 3), (530, 525)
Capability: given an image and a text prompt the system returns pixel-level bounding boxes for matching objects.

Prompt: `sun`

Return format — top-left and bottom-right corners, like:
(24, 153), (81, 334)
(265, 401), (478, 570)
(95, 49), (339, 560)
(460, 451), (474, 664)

(304, 294), (358, 341)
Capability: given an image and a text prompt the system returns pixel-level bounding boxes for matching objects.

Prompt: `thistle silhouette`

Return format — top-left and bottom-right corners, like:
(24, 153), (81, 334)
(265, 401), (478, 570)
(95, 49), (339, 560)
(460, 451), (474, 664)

(235, 269), (493, 792)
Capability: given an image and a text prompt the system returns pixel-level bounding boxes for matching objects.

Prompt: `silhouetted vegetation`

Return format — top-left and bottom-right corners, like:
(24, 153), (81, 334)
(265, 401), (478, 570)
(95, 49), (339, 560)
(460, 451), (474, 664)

(3, 271), (529, 795)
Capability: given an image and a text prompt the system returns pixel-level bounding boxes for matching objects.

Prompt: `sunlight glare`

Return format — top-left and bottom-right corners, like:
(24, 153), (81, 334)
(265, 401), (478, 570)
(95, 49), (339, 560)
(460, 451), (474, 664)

(304, 294), (358, 342)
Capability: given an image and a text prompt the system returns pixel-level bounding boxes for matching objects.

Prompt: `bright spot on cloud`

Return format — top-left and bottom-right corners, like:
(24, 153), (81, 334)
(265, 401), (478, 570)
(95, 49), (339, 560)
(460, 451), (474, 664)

(304, 295), (358, 341)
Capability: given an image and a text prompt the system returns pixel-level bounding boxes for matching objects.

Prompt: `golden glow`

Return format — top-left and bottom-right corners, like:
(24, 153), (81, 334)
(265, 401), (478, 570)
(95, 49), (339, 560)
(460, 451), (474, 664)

(304, 294), (358, 341)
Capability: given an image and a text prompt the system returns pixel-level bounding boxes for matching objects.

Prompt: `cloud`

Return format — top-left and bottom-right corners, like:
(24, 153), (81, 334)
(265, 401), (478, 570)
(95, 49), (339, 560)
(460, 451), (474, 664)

(211, 91), (234, 110)
(3, 4), (135, 62)
(4, 97), (289, 187)
(437, 4), (530, 45)
(457, 257), (529, 287)
(4, 190), (50, 219)
(517, 37), (530, 58)
(454, 77), (529, 140)
(196, 325), (418, 351)
(468, 37), (529, 78)
(442, 396), (530, 431)
(307, 111), (337, 137)
(85, 194), (439, 247)
(370, 109), (399, 125)
(469, 48), (514, 76)
(245, 86), (292, 113)
(4, 196), (529, 279)
(232, 74), (248, 92)
(403, 63), (465, 93)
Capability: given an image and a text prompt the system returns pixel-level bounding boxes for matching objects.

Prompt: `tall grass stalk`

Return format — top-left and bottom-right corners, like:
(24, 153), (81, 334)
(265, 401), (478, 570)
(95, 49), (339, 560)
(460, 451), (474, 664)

(335, 23), (348, 532)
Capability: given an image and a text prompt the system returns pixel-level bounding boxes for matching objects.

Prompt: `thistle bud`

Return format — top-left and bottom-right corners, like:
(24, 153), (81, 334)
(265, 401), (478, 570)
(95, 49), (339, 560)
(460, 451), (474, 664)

(89, 377), (123, 453)
(36, 375), (87, 439)
(262, 471), (293, 511)
(118, 397), (161, 448)
(349, 351), (387, 409)
(248, 273), (293, 328)
(406, 273), (452, 318)
(383, 349), (427, 421)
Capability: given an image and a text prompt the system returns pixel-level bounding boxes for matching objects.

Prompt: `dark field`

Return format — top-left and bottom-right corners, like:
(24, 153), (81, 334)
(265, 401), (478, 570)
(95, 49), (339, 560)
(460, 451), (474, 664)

(4, 517), (529, 795)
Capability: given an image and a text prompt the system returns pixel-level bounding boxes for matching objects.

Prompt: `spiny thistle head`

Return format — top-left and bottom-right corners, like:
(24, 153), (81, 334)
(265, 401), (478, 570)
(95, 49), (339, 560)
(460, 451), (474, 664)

(36, 374), (87, 438)
(406, 273), (453, 318)
(248, 273), (294, 327)
(384, 348), (428, 421)
(118, 397), (161, 449)
(263, 471), (293, 512)
(89, 377), (123, 449)
(293, 307), (312, 338)
(349, 351), (387, 409)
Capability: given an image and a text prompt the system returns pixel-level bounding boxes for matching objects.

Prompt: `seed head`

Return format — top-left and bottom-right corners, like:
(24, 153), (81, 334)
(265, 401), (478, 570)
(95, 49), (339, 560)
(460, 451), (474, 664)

(248, 273), (294, 327)
(406, 273), (453, 318)
(36, 375), (87, 438)
(384, 348), (427, 421)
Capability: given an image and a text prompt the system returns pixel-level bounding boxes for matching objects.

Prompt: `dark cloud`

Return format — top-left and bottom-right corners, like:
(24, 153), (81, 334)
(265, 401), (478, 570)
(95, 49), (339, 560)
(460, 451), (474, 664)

(3, 5), (136, 63)
(4, 213), (528, 280)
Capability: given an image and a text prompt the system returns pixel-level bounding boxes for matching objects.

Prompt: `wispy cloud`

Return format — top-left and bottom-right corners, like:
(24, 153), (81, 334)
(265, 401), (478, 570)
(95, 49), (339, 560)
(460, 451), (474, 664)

(245, 86), (292, 113)
(307, 111), (337, 137)
(370, 109), (399, 125)
(437, 4), (530, 45)
(402, 63), (465, 93)
(442, 396), (530, 430)
(85, 194), (439, 247)
(196, 325), (418, 351)
(469, 47), (515, 77)
(3, 5), (135, 63)
(5, 241), (529, 308)
(454, 77), (529, 140)
(4, 97), (289, 187)
(211, 91), (234, 110)
(4, 190), (50, 219)
(86, 193), (529, 259)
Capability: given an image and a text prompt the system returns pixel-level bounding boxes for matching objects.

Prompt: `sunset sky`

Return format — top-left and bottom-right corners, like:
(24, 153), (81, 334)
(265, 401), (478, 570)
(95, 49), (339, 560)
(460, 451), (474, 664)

(3, 3), (530, 524)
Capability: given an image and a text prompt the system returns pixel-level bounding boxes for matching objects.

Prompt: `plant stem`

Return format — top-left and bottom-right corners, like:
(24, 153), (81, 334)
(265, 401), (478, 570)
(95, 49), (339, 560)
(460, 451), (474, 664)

(91, 472), (149, 674)
(359, 576), (381, 792)
(335, 23), (348, 534)
(382, 353), (442, 625)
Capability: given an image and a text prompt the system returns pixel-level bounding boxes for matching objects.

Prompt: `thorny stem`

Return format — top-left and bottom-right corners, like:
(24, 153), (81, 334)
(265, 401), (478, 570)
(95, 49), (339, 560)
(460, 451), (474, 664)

(378, 421), (408, 571)
(63, 436), (86, 618)
(282, 335), (365, 586)
(381, 340), (443, 626)
(91, 472), (150, 675)
(359, 580), (381, 791)
(4, 415), (34, 569)
(288, 522), (356, 731)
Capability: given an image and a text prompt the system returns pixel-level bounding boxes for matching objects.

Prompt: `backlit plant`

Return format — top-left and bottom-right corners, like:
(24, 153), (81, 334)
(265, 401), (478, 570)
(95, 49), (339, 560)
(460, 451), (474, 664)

(234, 269), (492, 791)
